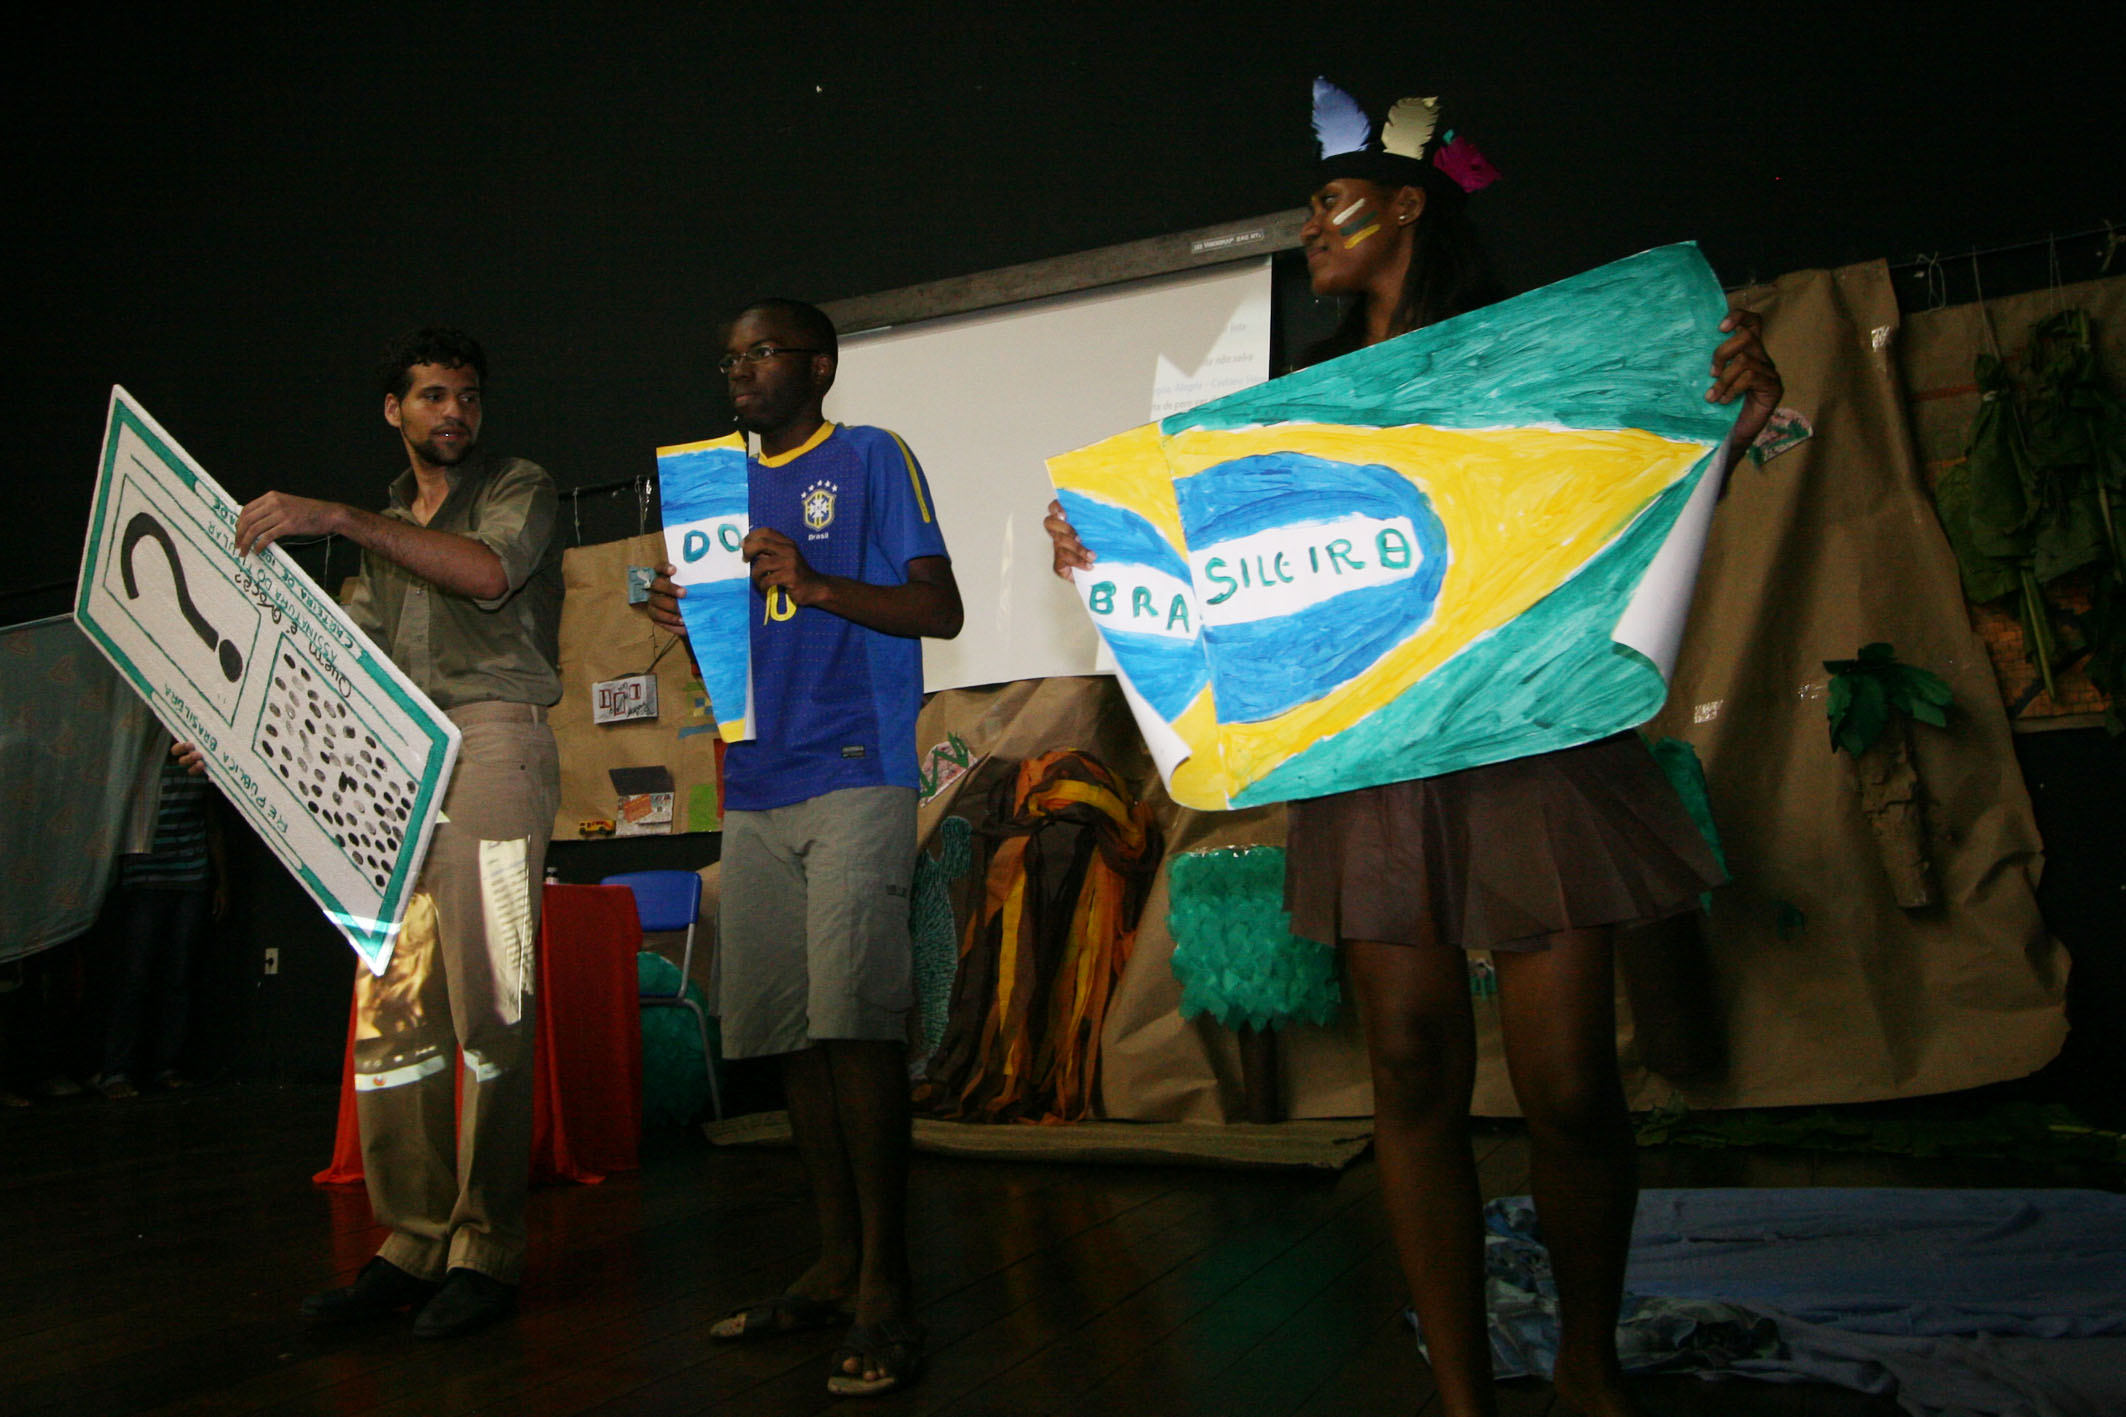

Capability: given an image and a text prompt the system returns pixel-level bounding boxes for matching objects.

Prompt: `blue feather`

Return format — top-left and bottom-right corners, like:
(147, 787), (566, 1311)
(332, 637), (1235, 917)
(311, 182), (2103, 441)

(1311, 77), (1372, 158)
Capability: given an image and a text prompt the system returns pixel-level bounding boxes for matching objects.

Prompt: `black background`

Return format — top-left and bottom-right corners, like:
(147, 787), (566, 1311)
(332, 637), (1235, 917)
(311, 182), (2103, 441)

(9, 4), (2123, 1088)
(12, 4), (2123, 612)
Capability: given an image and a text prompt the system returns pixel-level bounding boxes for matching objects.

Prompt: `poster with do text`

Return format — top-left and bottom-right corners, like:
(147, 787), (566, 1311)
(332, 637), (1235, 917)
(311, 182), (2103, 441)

(75, 387), (459, 974)
(655, 432), (754, 742)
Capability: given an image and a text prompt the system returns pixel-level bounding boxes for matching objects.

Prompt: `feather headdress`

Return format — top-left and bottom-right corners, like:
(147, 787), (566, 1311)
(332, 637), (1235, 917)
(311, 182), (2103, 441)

(1310, 77), (1498, 196)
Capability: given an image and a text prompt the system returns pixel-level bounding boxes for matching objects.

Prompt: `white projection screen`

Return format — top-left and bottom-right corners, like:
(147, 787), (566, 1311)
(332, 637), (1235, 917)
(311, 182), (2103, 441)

(827, 257), (1272, 692)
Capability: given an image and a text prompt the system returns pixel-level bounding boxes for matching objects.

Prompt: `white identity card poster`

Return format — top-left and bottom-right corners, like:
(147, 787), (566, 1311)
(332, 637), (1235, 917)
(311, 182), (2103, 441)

(75, 387), (460, 974)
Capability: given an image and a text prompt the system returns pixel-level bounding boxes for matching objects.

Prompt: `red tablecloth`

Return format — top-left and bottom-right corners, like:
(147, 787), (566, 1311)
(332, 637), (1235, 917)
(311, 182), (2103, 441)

(314, 883), (645, 1186)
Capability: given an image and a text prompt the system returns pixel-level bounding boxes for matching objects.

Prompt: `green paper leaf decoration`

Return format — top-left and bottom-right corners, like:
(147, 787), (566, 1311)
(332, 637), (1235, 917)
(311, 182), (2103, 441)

(1824, 643), (1955, 757)
(1839, 674), (1890, 758)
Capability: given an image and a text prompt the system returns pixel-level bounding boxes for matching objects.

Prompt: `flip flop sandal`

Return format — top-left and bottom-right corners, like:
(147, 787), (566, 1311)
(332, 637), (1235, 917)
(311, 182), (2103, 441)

(827, 1318), (927, 1397)
(709, 1291), (850, 1341)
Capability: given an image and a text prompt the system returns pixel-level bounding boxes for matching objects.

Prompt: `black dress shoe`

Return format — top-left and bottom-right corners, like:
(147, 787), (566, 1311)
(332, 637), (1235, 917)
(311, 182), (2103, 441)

(301, 1257), (441, 1323)
(411, 1267), (518, 1339)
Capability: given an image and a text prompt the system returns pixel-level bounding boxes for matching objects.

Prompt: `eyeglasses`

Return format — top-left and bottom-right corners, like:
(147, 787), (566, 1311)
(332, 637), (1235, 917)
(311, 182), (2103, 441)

(717, 344), (824, 374)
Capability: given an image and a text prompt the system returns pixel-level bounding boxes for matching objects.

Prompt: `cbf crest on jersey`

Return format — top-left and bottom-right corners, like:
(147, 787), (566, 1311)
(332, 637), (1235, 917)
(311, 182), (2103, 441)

(801, 480), (837, 532)
(1047, 244), (1741, 811)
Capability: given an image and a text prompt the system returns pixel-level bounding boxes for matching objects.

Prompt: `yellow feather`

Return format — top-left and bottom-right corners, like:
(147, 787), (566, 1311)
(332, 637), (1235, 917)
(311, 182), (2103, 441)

(1379, 95), (1441, 160)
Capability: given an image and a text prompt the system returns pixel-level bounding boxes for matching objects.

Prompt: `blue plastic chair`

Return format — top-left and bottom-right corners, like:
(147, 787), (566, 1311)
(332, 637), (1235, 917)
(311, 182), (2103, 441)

(603, 870), (721, 1120)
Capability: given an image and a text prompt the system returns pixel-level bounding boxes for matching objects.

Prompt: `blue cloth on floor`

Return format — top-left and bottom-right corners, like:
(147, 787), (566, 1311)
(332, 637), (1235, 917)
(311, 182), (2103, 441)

(1418, 1188), (2126, 1417)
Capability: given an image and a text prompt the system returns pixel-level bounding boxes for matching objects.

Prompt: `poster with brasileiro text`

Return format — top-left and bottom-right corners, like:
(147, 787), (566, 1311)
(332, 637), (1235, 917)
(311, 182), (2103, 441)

(75, 388), (459, 973)
(1047, 244), (1740, 811)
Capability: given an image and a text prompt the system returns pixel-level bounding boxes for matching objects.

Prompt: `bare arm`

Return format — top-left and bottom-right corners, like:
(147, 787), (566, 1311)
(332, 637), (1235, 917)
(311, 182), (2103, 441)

(1709, 308), (1783, 457)
(807, 554), (963, 640)
(644, 547), (963, 642)
(235, 493), (508, 600)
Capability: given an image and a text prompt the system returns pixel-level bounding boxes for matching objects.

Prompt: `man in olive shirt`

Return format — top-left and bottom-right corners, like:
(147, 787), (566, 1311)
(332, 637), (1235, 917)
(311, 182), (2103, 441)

(230, 327), (562, 1338)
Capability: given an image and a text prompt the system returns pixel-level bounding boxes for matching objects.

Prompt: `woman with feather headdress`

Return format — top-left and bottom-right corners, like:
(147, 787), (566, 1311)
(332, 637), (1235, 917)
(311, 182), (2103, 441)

(1046, 79), (1782, 1417)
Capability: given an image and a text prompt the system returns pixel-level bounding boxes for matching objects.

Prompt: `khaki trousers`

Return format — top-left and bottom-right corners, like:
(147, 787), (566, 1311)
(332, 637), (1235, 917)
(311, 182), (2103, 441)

(353, 702), (557, 1284)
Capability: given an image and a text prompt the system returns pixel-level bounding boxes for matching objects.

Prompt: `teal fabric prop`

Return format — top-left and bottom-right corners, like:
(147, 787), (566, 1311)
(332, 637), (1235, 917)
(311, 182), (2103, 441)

(909, 815), (974, 1072)
(1645, 736), (1726, 909)
(1468, 955), (1498, 1000)
(0, 616), (164, 963)
(638, 952), (718, 1128)
(1166, 847), (1340, 1031)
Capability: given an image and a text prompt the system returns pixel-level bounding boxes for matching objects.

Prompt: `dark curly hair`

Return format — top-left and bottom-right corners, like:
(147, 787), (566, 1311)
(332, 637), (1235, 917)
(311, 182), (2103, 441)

(377, 327), (488, 400)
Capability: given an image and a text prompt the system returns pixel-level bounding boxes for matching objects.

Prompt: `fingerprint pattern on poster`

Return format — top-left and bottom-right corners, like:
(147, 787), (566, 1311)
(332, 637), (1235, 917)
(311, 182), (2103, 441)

(255, 644), (417, 892)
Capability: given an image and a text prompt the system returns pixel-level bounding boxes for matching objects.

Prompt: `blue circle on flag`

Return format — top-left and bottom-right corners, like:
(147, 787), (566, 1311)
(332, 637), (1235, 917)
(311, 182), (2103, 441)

(1175, 452), (1450, 723)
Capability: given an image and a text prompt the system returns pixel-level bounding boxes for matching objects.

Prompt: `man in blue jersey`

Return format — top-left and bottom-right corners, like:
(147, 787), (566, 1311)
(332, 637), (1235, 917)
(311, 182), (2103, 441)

(649, 298), (960, 1397)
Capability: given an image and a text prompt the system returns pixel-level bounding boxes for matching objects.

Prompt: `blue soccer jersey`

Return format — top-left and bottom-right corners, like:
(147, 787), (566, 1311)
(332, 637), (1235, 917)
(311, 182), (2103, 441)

(722, 423), (950, 811)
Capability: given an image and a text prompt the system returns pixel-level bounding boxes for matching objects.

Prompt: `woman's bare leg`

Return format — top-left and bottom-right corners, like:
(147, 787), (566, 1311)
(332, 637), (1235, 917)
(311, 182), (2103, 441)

(1494, 929), (1643, 1417)
(1346, 939), (1497, 1417)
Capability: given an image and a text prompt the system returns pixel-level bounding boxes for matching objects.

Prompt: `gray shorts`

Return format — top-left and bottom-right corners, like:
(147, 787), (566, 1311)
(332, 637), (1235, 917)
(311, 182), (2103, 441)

(714, 785), (917, 1059)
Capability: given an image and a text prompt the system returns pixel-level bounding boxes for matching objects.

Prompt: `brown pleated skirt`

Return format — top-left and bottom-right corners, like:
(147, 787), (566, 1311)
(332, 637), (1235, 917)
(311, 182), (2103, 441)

(1284, 733), (1723, 952)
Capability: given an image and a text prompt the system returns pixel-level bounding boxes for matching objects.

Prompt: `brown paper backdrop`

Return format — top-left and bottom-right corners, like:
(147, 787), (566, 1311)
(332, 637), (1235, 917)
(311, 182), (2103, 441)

(552, 534), (723, 841)
(1640, 260), (2067, 1111)
(908, 260), (2068, 1121)
(1899, 274), (2126, 726)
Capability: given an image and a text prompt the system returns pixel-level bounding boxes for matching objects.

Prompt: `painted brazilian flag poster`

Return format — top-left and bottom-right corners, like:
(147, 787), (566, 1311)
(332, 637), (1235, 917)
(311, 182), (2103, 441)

(656, 433), (754, 743)
(1047, 244), (1741, 811)
(75, 388), (460, 974)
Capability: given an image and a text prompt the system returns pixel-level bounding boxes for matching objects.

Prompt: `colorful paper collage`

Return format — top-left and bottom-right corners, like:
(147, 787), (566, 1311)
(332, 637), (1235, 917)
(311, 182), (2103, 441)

(74, 388), (460, 974)
(1047, 244), (1741, 810)
(655, 433), (754, 742)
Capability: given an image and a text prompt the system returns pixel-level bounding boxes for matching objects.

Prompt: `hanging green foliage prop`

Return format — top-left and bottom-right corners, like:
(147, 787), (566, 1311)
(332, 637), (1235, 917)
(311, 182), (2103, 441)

(2026, 310), (2126, 714)
(1931, 307), (2126, 725)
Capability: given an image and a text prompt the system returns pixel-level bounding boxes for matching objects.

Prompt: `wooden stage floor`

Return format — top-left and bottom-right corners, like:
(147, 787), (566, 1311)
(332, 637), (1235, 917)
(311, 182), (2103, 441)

(3, 1081), (2114, 1416)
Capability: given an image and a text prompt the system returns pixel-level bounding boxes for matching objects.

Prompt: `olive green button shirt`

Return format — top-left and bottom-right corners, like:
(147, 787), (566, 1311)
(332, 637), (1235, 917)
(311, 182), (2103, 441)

(342, 453), (564, 709)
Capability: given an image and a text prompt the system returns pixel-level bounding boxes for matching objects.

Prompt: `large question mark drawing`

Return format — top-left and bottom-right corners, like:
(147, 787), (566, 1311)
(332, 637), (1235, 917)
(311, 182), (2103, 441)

(121, 512), (243, 682)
